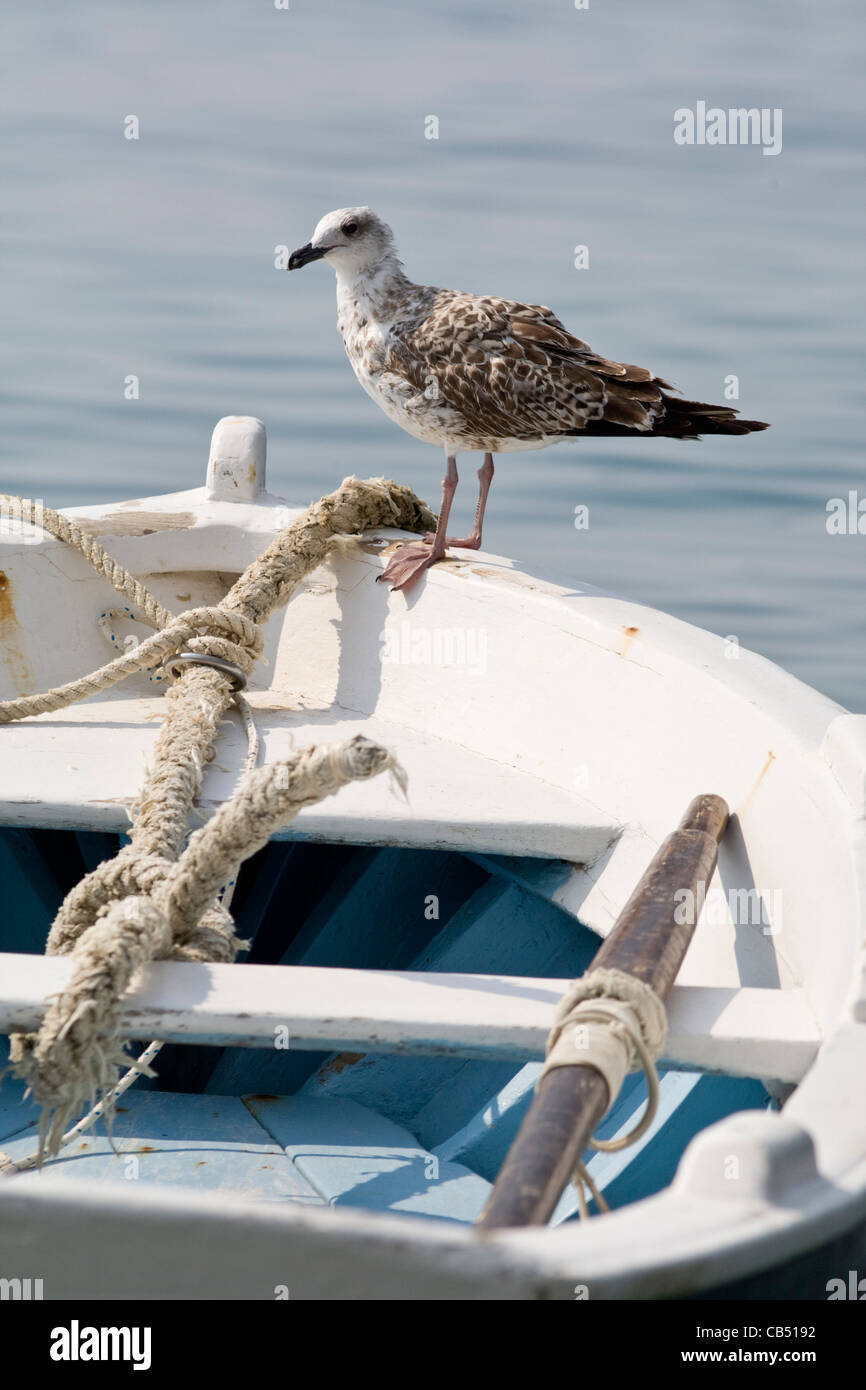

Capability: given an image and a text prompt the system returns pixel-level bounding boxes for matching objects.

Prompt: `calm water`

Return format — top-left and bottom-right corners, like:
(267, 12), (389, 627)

(2, 0), (863, 708)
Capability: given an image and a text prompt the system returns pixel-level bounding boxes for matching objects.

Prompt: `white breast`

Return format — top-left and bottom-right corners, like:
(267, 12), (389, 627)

(337, 300), (459, 448)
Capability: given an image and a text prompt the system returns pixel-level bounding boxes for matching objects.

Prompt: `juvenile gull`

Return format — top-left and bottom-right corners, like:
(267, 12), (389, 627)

(288, 208), (768, 591)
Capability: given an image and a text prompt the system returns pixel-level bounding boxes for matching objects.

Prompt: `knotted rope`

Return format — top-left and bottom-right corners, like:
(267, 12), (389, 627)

(0, 476), (434, 1160)
(9, 738), (404, 1158)
(541, 966), (668, 1218)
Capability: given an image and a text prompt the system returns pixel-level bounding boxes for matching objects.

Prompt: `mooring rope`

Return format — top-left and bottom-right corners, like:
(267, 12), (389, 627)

(0, 476), (434, 1164)
(0, 646), (264, 1177)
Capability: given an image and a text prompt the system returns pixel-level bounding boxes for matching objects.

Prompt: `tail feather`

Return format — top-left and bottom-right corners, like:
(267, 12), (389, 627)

(577, 393), (769, 440)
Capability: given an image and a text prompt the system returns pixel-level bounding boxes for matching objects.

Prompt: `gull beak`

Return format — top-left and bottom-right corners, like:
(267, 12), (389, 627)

(287, 242), (327, 271)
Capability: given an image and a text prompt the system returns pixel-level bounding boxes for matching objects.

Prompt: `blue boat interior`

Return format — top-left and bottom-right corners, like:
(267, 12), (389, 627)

(0, 827), (770, 1224)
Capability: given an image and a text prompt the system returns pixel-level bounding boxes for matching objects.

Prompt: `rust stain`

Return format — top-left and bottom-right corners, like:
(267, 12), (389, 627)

(0, 571), (14, 619)
(73, 511), (195, 538)
(316, 1051), (365, 1082)
(247, 1093), (279, 1103)
(620, 625), (640, 658)
(0, 570), (32, 690)
(741, 750), (776, 816)
(137, 1145), (156, 1153)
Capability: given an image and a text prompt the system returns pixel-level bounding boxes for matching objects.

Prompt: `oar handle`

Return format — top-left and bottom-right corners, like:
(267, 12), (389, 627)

(476, 793), (729, 1230)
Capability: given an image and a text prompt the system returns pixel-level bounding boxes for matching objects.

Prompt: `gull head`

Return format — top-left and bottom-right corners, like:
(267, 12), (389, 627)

(288, 207), (396, 279)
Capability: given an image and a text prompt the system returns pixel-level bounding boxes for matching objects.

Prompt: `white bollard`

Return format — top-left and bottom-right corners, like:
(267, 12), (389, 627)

(205, 416), (267, 501)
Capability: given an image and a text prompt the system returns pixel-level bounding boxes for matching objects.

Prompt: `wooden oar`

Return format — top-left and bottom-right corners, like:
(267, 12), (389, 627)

(476, 792), (729, 1230)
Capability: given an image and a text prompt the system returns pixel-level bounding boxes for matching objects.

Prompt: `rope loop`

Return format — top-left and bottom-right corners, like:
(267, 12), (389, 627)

(542, 966), (668, 1218)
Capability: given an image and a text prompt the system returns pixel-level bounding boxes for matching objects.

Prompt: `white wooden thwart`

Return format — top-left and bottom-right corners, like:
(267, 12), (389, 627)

(0, 954), (820, 1083)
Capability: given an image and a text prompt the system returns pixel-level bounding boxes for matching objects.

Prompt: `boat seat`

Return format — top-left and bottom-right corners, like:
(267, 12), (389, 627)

(0, 704), (619, 863)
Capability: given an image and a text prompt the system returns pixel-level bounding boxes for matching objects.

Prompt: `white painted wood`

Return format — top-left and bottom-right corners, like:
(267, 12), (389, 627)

(0, 954), (820, 1082)
(822, 712), (866, 813)
(206, 415), (267, 501)
(0, 708), (617, 862)
(0, 470), (861, 1021)
(1, 416), (865, 1298)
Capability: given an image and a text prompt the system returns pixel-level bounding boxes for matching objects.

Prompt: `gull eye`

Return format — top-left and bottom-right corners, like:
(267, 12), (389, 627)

(343, 220), (359, 236)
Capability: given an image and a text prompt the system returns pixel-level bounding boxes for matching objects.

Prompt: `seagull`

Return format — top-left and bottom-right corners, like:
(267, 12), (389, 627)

(288, 207), (768, 591)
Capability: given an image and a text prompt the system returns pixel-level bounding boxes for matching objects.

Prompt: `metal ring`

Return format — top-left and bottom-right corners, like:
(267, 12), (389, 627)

(160, 651), (248, 691)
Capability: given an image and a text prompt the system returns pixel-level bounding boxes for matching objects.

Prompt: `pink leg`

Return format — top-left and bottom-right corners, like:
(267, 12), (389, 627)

(428, 454), (459, 560)
(378, 455), (459, 592)
(442, 454), (494, 550)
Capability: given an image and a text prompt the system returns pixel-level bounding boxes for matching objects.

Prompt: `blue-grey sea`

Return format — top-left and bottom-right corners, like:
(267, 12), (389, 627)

(2, 0), (863, 709)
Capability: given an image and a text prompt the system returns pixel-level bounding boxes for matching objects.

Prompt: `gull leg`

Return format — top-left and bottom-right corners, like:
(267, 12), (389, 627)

(442, 453), (494, 550)
(378, 454), (459, 592)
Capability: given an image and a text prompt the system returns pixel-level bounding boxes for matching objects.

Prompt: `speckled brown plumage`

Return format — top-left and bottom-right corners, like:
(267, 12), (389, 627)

(342, 279), (767, 452)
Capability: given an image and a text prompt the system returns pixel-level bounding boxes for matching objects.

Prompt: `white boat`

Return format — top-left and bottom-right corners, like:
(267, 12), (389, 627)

(0, 415), (863, 1299)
